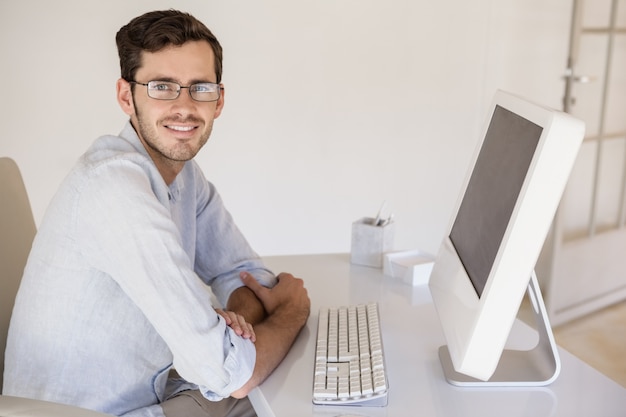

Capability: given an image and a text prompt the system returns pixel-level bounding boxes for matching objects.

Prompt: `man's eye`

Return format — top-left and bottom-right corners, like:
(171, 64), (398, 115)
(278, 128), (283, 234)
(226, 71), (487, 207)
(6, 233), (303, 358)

(152, 82), (175, 91)
(192, 83), (215, 93)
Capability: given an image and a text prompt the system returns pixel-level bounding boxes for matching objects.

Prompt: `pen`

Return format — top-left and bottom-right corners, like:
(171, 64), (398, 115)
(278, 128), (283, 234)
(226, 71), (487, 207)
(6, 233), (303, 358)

(380, 213), (394, 227)
(373, 200), (387, 226)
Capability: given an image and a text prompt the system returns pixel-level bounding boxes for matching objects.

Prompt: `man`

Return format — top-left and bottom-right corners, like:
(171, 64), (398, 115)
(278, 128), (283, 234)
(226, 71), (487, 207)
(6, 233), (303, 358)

(3, 9), (310, 417)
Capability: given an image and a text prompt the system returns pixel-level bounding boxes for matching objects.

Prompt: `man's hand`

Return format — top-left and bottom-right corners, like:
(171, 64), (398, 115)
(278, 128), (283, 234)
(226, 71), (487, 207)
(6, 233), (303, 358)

(239, 271), (310, 325)
(215, 308), (256, 342)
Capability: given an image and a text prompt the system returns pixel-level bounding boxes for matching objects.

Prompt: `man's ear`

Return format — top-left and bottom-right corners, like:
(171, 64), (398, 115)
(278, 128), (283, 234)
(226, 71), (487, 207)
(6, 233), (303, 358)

(116, 78), (135, 116)
(213, 85), (225, 119)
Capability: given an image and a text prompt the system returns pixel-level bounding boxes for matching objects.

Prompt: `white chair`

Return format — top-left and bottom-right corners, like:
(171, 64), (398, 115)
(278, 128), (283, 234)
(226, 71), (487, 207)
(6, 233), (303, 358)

(0, 157), (112, 416)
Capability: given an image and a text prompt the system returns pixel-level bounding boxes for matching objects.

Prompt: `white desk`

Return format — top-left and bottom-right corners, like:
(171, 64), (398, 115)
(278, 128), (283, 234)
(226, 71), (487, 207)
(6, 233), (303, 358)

(249, 254), (626, 417)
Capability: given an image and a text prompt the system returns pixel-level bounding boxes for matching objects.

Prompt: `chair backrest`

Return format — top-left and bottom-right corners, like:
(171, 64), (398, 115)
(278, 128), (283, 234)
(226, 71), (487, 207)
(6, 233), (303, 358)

(0, 157), (37, 391)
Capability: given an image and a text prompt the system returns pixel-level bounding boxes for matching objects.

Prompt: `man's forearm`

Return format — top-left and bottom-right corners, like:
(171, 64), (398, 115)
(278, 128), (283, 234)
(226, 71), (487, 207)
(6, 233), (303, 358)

(230, 306), (308, 398)
(227, 286), (268, 325)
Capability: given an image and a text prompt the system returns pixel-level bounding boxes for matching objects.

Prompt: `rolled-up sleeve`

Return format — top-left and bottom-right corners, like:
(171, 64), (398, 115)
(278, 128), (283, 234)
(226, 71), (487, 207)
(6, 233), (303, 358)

(189, 164), (277, 307)
(198, 324), (256, 400)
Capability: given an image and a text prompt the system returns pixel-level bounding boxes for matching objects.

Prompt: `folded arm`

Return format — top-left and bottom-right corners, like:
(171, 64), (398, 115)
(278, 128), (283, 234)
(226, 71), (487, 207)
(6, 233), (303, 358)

(228, 271), (310, 398)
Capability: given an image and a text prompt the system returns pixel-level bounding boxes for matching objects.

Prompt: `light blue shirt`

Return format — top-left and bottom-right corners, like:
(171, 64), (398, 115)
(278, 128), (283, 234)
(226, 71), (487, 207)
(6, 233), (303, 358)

(3, 122), (277, 417)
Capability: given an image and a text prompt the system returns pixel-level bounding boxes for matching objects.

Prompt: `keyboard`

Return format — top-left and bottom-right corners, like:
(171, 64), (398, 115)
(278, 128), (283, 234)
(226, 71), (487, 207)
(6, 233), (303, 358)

(313, 302), (389, 406)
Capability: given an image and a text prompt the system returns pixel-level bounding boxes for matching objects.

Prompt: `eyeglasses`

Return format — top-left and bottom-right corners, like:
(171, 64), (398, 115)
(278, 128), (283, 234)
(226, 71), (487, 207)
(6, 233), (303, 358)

(129, 80), (222, 102)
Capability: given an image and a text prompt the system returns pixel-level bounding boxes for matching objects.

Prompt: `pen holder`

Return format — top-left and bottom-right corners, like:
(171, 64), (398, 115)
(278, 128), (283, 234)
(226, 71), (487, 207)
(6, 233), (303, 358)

(350, 217), (395, 268)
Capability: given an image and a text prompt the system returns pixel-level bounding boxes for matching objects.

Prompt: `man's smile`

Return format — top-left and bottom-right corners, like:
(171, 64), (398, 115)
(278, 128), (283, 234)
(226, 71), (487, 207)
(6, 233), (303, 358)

(166, 125), (196, 132)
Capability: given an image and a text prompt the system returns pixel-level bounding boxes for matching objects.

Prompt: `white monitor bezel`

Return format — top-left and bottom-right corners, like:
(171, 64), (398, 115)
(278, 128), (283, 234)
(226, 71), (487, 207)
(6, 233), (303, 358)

(428, 90), (584, 381)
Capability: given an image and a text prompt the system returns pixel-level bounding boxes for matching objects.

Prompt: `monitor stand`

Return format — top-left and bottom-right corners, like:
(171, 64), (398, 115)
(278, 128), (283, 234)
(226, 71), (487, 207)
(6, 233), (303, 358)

(438, 271), (561, 387)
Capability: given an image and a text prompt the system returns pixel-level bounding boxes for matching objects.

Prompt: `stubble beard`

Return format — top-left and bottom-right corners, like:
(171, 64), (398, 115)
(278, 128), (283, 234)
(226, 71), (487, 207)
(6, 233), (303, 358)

(133, 102), (212, 163)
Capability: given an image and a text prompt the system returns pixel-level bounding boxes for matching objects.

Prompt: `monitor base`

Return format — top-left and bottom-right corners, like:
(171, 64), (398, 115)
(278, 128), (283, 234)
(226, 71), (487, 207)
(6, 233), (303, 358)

(438, 271), (561, 387)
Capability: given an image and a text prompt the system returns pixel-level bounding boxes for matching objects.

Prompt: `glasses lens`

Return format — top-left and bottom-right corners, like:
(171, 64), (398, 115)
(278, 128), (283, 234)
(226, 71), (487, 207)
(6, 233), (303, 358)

(147, 81), (179, 100)
(190, 83), (220, 102)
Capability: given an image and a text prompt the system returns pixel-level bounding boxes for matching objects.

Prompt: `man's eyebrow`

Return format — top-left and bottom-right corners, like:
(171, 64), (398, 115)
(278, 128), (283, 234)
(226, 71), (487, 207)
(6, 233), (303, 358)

(150, 77), (218, 85)
(190, 79), (218, 85)
(147, 76), (178, 83)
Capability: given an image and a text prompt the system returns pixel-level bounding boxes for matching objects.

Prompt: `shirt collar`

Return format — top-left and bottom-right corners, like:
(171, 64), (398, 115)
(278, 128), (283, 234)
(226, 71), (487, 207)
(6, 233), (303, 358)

(119, 120), (186, 203)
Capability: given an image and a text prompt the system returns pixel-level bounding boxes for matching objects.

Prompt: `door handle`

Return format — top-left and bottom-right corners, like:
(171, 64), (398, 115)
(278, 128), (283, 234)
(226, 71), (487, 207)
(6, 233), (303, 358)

(563, 68), (596, 83)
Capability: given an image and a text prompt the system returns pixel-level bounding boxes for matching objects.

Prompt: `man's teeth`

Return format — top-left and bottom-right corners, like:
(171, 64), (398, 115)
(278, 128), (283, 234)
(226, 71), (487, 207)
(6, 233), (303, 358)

(168, 125), (194, 132)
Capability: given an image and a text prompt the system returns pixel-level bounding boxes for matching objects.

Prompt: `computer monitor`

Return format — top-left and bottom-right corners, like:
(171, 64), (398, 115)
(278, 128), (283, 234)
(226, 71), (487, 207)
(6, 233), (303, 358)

(428, 90), (585, 386)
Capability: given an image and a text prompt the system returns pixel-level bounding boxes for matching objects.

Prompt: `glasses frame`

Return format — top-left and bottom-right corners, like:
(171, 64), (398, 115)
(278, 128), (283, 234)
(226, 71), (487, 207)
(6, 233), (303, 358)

(129, 80), (223, 102)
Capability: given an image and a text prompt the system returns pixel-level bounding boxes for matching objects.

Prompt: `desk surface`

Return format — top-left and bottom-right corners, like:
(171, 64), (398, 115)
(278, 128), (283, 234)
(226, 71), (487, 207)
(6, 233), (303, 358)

(249, 254), (626, 417)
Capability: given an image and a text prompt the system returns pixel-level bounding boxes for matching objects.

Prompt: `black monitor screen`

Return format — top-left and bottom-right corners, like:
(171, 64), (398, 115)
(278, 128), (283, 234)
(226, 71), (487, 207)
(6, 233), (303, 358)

(449, 105), (542, 297)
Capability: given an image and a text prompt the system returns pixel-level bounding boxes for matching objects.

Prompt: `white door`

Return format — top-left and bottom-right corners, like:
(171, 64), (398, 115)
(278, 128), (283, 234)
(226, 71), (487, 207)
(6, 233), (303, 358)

(538, 0), (626, 326)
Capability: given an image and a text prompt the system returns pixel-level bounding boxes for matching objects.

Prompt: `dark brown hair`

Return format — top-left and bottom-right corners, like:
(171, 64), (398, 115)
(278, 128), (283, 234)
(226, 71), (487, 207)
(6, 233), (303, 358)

(116, 10), (223, 83)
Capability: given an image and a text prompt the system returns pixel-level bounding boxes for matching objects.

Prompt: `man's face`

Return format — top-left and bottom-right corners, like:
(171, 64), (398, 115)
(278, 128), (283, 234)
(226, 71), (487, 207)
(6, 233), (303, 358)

(118, 40), (224, 169)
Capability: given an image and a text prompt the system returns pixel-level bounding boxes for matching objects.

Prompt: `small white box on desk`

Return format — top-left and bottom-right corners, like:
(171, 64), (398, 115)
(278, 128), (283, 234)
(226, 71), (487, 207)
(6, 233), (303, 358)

(383, 250), (435, 286)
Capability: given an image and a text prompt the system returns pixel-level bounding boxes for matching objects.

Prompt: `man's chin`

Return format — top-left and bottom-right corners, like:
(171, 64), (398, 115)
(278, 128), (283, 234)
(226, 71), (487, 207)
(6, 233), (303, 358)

(167, 144), (204, 161)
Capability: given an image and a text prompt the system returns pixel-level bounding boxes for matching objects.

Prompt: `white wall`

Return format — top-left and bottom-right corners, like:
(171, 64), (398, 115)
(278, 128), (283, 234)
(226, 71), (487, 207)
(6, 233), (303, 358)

(0, 0), (572, 256)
